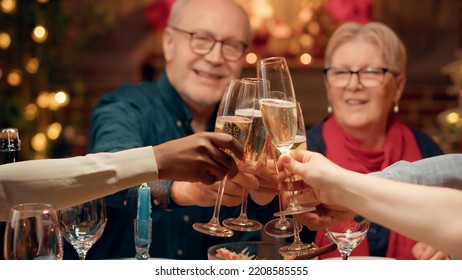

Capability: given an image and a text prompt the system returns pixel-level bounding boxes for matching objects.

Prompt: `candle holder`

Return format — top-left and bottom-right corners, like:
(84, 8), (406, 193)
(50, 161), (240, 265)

(134, 218), (152, 260)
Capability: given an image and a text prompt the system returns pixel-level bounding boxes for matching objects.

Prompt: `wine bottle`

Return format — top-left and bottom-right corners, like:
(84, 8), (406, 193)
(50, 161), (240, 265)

(0, 127), (21, 260)
(1, 128), (21, 164)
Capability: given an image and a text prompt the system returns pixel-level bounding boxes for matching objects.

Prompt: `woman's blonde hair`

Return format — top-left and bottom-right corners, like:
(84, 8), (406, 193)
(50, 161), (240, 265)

(324, 22), (406, 73)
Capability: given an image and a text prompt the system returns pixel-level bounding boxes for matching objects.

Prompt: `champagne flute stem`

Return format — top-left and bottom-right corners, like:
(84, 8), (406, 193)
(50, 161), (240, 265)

(238, 188), (249, 219)
(273, 151), (288, 221)
(292, 216), (303, 245)
(277, 193), (286, 219)
(75, 246), (87, 260)
(208, 176), (227, 226)
(342, 253), (349, 260)
(287, 176), (299, 207)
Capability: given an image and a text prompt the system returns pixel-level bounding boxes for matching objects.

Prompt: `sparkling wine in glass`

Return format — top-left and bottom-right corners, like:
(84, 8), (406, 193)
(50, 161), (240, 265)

(58, 198), (107, 260)
(193, 78), (256, 237)
(258, 57), (313, 216)
(274, 102), (315, 217)
(270, 103), (317, 257)
(265, 102), (312, 238)
(325, 220), (370, 260)
(222, 78), (266, 232)
(4, 203), (63, 260)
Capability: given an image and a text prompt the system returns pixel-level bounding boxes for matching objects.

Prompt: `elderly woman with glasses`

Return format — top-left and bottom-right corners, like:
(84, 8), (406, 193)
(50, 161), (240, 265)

(301, 22), (446, 260)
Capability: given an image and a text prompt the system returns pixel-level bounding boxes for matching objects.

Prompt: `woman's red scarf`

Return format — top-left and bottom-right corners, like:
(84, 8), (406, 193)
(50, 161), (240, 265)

(314, 115), (422, 259)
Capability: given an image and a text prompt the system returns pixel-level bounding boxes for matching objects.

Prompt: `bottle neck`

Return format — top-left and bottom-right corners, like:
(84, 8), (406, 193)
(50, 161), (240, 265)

(1, 149), (19, 164)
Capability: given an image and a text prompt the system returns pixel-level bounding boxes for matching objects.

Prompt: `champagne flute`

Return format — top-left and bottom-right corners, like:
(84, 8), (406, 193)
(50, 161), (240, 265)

(274, 102), (316, 217)
(325, 220), (370, 260)
(258, 57), (313, 216)
(265, 102), (313, 237)
(193, 78), (256, 237)
(273, 103), (317, 257)
(222, 77), (266, 232)
(4, 203), (63, 260)
(58, 198), (107, 260)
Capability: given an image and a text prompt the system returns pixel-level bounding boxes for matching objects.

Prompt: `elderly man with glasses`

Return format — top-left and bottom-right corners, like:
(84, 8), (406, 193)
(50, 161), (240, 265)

(81, 0), (262, 260)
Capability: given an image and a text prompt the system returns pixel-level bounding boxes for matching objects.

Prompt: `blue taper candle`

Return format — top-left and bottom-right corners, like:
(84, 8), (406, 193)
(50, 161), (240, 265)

(136, 183), (151, 221)
(135, 183), (151, 259)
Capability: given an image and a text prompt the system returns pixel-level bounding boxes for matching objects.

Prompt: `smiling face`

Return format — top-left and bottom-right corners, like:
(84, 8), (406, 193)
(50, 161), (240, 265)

(163, 0), (250, 109)
(326, 38), (405, 133)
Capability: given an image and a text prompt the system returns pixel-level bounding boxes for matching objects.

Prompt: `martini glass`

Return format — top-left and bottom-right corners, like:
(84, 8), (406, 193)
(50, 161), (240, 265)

(325, 220), (370, 260)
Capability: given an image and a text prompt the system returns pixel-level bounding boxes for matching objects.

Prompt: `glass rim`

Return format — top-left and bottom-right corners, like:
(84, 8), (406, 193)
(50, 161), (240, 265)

(10, 202), (55, 212)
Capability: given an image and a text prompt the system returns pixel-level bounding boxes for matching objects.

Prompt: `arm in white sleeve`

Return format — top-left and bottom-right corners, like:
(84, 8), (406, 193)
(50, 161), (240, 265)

(0, 146), (158, 220)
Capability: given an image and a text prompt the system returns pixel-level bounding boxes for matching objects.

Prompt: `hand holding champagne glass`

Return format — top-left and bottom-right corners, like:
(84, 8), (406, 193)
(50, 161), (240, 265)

(193, 79), (256, 237)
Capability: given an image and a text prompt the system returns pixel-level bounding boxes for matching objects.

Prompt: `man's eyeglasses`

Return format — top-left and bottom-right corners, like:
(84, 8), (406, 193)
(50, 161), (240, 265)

(323, 67), (398, 88)
(169, 26), (248, 61)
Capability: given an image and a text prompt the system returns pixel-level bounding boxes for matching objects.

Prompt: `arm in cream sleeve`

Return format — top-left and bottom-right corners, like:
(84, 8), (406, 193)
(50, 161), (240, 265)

(0, 146), (158, 220)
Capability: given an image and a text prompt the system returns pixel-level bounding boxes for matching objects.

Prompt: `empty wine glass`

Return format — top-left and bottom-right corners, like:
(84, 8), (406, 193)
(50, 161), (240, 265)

(4, 203), (63, 260)
(325, 220), (370, 260)
(193, 78), (256, 237)
(258, 57), (313, 216)
(58, 198), (107, 260)
(222, 77), (266, 232)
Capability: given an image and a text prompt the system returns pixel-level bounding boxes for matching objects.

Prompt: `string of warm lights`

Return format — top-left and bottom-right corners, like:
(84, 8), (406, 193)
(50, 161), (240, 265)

(0, 0), (70, 158)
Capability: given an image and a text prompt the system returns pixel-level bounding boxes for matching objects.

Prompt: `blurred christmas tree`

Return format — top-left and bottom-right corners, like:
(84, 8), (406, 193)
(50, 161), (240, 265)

(0, 0), (114, 160)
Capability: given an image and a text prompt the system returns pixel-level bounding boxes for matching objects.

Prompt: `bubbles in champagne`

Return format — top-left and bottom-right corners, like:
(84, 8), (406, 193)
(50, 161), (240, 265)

(216, 115), (252, 142)
(259, 99), (297, 153)
(215, 115), (252, 160)
(236, 108), (266, 163)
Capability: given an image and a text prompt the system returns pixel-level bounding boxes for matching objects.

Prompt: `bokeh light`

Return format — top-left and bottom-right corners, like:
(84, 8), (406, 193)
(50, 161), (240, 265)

(1, 0), (16, 13)
(32, 25), (48, 43)
(300, 53), (312, 65)
(31, 132), (48, 152)
(7, 69), (22, 86)
(36, 91), (50, 108)
(25, 57), (40, 73)
(445, 112), (460, 124)
(47, 122), (62, 140)
(48, 92), (61, 110)
(24, 104), (38, 121)
(245, 52), (258, 64)
(0, 32), (11, 49)
(55, 90), (70, 106)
